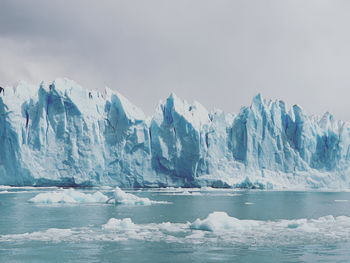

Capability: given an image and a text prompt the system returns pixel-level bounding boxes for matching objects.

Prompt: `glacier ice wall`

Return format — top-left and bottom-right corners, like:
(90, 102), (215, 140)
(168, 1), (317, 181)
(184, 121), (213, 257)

(1, 78), (350, 189)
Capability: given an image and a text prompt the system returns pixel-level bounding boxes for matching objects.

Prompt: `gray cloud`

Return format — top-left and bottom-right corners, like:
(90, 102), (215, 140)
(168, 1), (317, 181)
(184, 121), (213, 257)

(1, 0), (350, 120)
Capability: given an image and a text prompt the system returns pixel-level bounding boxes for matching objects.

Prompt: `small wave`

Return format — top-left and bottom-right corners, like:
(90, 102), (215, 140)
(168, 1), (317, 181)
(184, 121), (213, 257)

(160, 189), (202, 196)
(0, 190), (31, 194)
(158, 188), (241, 197)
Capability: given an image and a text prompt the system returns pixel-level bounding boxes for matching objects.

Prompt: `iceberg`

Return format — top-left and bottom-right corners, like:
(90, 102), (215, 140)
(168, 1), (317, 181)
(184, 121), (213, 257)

(190, 211), (259, 232)
(29, 189), (108, 203)
(28, 187), (167, 205)
(1, 78), (350, 189)
(189, 212), (350, 236)
(102, 218), (138, 231)
(112, 187), (169, 205)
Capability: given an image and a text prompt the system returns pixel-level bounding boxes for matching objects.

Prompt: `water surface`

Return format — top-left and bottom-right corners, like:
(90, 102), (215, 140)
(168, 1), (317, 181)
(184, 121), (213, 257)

(1, 188), (350, 262)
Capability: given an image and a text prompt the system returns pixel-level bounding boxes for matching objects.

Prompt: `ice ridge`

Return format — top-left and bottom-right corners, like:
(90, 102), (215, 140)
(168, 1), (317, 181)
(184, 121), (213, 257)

(1, 79), (350, 189)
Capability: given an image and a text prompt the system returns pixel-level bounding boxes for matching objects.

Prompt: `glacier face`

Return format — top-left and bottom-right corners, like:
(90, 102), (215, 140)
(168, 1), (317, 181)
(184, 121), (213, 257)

(1, 78), (350, 189)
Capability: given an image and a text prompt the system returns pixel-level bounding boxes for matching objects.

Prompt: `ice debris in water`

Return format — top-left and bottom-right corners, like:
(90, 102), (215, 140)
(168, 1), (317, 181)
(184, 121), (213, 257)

(112, 187), (169, 205)
(102, 218), (138, 231)
(2, 212), (350, 246)
(190, 212), (260, 232)
(0, 228), (74, 243)
(28, 187), (169, 205)
(190, 212), (350, 235)
(28, 189), (108, 204)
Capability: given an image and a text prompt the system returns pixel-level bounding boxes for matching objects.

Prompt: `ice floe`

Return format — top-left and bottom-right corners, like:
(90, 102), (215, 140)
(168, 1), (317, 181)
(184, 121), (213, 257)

(28, 189), (109, 204)
(27, 187), (169, 205)
(102, 218), (138, 231)
(190, 212), (259, 232)
(112, 187), (170, 205)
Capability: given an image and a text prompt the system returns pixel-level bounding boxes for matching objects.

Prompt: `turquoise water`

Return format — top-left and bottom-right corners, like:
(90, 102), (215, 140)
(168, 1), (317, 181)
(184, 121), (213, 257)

(1, 188), (350, 262)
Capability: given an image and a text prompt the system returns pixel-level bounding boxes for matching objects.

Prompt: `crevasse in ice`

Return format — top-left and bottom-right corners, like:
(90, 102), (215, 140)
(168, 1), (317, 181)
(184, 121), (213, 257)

(1, 78), (350, 189)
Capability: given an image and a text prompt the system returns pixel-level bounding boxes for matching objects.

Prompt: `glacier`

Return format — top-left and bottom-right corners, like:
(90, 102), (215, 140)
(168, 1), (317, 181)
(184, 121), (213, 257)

(1, 78), (350, 189)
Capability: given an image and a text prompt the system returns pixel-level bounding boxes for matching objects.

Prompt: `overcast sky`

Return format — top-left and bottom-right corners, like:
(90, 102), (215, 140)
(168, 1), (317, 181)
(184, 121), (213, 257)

(1, 0), (349, 120)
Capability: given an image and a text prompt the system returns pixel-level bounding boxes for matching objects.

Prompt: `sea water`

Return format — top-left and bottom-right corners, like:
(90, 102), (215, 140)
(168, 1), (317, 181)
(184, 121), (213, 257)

(1, 187), (350, 262)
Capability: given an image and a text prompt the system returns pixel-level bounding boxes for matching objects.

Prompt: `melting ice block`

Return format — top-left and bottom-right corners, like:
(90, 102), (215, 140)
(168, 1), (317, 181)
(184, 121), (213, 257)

(28, 189), (108, 203)
(113, 187), (169, 205)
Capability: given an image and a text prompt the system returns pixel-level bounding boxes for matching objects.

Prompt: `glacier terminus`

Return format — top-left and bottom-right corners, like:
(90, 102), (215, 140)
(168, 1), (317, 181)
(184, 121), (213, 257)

(1, 78), (350, 189)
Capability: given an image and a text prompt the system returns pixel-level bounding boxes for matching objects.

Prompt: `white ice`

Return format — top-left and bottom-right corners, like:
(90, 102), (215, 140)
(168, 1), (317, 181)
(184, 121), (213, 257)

(2, 78), (350, 189)
(112, 187), (169, 205)
(28, 189), (108, 204)
(2, 212), (350, 247)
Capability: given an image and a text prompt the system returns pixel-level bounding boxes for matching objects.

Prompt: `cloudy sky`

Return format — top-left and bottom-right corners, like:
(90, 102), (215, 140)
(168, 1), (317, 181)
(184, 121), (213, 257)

(1, 0), (349, 119)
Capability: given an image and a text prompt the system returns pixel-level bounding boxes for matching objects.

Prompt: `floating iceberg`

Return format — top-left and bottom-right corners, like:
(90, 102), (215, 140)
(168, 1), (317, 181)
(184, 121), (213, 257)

(1, 78), (350, 189)
(112, 187), (169, 205)
(28, 189), (108, 204)
(102, 218), (138, 231)
(189, 212), (350, 238)
(190, 211), (259, 232)
(28, 187), (168, 205)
